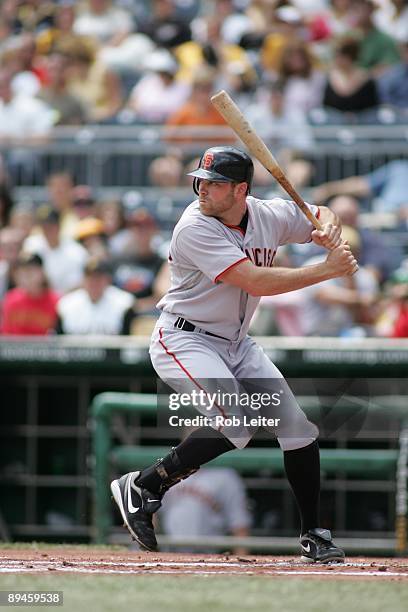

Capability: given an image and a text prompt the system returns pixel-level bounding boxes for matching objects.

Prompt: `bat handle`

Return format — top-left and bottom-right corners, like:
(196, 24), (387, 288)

(294, 196), (323, 231)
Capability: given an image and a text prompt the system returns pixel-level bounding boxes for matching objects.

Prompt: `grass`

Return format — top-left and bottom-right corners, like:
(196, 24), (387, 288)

(0, 575), (406, 612)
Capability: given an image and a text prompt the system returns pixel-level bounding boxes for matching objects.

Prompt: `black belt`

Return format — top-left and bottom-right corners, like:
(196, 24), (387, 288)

(174, 317), (227, 340)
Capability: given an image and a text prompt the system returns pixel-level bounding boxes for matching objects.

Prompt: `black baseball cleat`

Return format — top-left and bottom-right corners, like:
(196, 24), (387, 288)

(300, 528), (345, 563)
(110, 471), (162, 551)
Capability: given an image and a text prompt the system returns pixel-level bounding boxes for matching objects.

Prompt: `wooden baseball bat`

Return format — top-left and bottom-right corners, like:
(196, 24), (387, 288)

(211, 89), (323, 231)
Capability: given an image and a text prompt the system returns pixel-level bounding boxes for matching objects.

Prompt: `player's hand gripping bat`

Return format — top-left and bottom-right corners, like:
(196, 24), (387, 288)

(211, 89), (323, 231)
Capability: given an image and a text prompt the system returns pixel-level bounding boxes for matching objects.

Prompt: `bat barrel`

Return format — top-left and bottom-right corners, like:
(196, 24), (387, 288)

(211, 90), (322, 231)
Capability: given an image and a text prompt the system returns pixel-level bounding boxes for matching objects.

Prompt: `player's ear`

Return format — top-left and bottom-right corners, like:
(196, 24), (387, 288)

(234, 182), (247, 197)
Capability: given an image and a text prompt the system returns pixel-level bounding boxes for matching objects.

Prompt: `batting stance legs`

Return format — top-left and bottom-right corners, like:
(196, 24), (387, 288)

(111, 320), (345, 563)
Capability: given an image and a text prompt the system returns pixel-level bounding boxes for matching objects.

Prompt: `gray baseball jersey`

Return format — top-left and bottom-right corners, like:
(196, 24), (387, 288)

(157, 195), (320, 341)
(150, 195), (320, 450)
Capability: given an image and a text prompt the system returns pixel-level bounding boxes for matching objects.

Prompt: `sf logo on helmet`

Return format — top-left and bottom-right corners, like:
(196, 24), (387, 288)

(202, 152), (214, 170)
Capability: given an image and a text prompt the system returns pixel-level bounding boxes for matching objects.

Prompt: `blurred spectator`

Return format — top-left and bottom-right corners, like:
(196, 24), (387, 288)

(46, 176), (95, 235)
(322, 36), (379, 113)
(260, 154), (315, 200)
(276, 41), (325, 115)
(98, 29), (154, 74)
(250, 158), (279, 192)
(183, 155), (202, 187)
(73, 0), (155, 73)
(24, 205), (87, 294)
(18, 31), (47, 80)
(62, 37), (123, 122)
(159, 467), (251, 554)
(0, 226), (24, 301)
(390, 273), (408, 337)
(73, 0), (133, 46)
(0, 183), (13, 228)
(261, 5), (307, 74)
(96, 11), (154, 74)
(313, 159), (408, 213)
(111, 205), (169, 304)
(291, 1), (329, 16)
(283, 156), (315, 190)
(74, 216), (109, 260)
(37, 50), (87, 125)
(177, 12), (256, 94)
(0, 252), (59, 336)
(245, 80), (314, 153)
(243, 0), (283, 41)
(309, 0), (354, 40)
(72, 184), (97, 219)
(2, 33), (46, 97)
(36, 1), (91, 56)
(375, 266), (408, 336)
(378, 38), (408, 108)
(0, 0), (18, 21)
(148, 154), (184, 188)
(0, 16), (14, 56)
(138, 0), (191, 49)
(0, 66), (54, 140)
(45, 170), (79, 238)
(56, 257), (137, 335)
(298, 194), (403, 283)
(373, 0), (408, 43)
(329, 195), (403, 281)
(0, 66), (54, 183)
(98, 199), (127, 255)
(301, 226), (379, 336)
(222, 59), (259, 110)
(125, 49), (190, 124)
(193, 0), (252, 46)
(351, 0), (400, 75)
(8, 201), (35, 239)
(0, 0), (17, 32)
(165, 66), (233, 142)
(7, 0), (54, 35)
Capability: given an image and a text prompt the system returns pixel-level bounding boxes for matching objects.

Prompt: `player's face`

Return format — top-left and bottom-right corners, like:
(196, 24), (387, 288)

(198, 180), (238, 218)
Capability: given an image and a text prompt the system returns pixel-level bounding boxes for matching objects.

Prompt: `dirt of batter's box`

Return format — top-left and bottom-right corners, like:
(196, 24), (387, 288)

(1, 548), (408, 578)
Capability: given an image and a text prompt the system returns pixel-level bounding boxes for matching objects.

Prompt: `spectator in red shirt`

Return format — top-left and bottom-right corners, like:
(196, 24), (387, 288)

(391, 272), (408, 337)
(393, 304), (408, 337)
(0, 252), (59, 335)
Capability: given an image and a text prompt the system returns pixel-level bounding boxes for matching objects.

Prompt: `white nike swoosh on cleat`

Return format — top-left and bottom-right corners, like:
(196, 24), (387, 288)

(301, 543), (311, 552)
(127, 475), (140, 513)
(147, 499), (160, 503)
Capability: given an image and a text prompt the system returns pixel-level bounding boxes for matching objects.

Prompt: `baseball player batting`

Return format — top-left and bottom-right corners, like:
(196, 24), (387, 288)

(111, 146), (358, 563)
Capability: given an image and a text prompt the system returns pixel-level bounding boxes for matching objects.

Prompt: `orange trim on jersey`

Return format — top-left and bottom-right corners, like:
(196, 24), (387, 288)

(223, 223), (245, 236)
(222, 206), (248, 236)
(214, 256), (249, 284)
(158, 327), (227, 422)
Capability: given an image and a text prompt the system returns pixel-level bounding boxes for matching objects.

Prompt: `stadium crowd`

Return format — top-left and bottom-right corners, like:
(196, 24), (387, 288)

(0, 0), (408, 338)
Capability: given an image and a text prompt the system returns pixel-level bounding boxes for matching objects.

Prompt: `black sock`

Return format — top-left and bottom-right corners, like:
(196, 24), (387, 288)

(175, 426), (235, 466)
(137, 427), (235, 493)
(283, 440), (320, 535)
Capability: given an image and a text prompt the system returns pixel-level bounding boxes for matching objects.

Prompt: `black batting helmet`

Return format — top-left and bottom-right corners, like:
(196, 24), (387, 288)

(187, 146), (254, 195)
